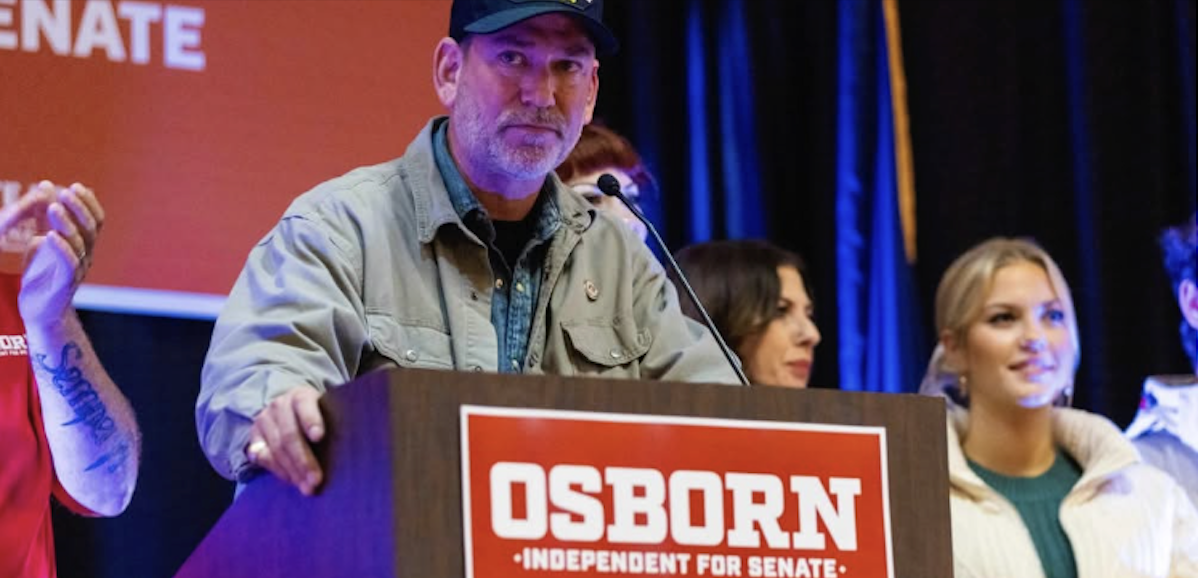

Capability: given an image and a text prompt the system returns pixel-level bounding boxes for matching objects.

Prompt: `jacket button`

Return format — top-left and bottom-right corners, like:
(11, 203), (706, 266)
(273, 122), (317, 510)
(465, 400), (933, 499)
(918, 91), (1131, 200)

(405, 349), (419, 362)
(471, 365), (483, 372)
(610, 349), (623, 359)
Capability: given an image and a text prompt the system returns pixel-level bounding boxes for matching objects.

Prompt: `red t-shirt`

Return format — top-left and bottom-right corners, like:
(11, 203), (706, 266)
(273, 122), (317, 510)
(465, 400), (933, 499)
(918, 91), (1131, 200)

(0, 274), (84, 578)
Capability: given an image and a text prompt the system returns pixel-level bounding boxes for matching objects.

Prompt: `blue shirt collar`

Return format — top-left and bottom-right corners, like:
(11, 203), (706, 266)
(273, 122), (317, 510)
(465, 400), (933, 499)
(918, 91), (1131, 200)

(432, 120), (562, 243)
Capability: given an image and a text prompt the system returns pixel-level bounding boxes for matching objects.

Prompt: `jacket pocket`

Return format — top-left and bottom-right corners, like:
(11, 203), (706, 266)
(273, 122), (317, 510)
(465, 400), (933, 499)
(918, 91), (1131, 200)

(367, 314), (454, 370)
(560, 316), (652, 371)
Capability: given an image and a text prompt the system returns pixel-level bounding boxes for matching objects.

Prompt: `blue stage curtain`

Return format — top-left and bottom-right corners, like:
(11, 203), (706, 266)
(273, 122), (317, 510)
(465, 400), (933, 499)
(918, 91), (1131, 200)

(835, 0), (927, 393)
(627, 0), (766, 243)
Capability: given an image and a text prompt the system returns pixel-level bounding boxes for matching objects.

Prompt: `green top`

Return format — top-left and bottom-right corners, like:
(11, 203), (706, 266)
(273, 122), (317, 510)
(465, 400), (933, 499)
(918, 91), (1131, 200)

(968, 450), (1083, 578)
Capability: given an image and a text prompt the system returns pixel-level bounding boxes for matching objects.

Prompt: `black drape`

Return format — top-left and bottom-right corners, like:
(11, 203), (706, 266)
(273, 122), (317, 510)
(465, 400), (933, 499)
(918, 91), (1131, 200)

(898, 0), (1196, 422)
(598, 0), (1196, 423)
(51, 313), (228, 578)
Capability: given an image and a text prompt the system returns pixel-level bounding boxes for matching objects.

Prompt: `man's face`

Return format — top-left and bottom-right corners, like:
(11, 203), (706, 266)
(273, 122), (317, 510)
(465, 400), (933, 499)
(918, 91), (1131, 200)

(445, 14), (599, 184)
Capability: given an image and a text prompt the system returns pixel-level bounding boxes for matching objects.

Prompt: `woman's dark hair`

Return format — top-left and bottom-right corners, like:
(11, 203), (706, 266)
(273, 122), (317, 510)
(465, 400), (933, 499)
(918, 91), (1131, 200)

(670, 240), (810, 353)
(1160, 213), (1197, 366)
(556, 123), (654, 192)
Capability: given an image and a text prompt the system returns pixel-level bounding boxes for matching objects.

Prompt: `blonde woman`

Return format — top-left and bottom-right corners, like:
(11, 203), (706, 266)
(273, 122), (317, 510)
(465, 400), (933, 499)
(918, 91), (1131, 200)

(920, 237), (1198, 577)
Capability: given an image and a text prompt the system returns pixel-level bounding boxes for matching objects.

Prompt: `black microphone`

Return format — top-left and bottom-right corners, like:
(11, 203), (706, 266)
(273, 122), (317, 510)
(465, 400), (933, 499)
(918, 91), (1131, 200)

(597, 173), (751, 387)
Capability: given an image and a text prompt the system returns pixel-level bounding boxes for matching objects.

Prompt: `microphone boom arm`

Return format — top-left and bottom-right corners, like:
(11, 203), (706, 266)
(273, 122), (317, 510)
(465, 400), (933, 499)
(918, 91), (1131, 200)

(597, 174), (752, 386)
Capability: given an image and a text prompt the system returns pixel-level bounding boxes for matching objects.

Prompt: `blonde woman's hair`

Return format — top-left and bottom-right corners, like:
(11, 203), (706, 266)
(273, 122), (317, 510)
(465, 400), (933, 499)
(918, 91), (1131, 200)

(918, 237), (1080, 402)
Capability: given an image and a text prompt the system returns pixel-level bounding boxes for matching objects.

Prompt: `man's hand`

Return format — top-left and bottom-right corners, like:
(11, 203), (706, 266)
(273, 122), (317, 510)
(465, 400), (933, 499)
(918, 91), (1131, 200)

(18, 181), (105, 326)
(246, 387), (327, 496)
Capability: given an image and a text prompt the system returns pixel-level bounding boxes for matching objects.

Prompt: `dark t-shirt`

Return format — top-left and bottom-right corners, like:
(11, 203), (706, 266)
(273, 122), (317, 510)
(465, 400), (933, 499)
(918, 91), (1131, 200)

(492, 216), (537, 271)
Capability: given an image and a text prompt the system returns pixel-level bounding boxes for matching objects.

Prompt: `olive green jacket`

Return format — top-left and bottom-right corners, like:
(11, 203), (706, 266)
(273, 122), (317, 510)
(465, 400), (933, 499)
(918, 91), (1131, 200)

(197, 118), (739, 482)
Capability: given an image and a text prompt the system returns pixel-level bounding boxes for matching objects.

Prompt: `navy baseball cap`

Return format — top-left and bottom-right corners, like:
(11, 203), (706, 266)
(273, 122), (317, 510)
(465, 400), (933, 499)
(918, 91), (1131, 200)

(450, 0), (619, 56)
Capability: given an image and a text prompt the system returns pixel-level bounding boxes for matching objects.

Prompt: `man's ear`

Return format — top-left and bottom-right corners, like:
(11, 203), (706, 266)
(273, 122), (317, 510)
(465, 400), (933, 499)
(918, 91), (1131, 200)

(433, 38), (464, 108)
(1180, 279), (1198, 331)
(583, 59), (599, 124)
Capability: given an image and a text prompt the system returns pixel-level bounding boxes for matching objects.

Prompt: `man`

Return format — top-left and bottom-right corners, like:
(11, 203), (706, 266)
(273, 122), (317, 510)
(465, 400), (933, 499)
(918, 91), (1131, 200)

(197, 0), (738, 497)
(1126, 213), (1198, 506)
(1, 182), (141, 578)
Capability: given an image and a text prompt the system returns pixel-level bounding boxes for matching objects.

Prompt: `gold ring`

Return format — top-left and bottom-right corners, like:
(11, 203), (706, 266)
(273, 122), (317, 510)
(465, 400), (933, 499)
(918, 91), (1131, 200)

(247, 440), (268, 462)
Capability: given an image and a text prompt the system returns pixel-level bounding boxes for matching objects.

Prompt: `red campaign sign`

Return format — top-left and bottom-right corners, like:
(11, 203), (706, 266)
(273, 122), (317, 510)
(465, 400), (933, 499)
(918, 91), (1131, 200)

(461, 406), (894, 578)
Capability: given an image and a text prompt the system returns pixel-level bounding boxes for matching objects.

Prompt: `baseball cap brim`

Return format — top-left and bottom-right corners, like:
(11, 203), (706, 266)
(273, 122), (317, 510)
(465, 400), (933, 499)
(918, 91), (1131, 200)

(463, 5), (619, 56)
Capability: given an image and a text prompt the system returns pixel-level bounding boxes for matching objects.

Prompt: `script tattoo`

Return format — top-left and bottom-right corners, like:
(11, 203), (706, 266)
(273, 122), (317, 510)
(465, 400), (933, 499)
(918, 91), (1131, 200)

(34, 343), (128, 473)
(85, 440), (132, 474)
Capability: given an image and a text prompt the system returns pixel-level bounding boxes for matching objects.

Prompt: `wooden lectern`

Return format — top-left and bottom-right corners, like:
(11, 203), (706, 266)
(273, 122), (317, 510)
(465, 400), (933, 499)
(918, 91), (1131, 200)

(174, 369), (951, 577)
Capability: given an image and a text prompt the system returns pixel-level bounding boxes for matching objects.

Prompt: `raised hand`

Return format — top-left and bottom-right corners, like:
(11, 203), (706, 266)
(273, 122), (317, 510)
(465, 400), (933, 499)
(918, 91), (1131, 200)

(18, 182), (105, 327)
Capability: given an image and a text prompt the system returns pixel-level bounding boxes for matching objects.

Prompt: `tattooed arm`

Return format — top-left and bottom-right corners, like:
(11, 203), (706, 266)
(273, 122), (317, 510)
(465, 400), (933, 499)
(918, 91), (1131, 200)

(27, 315), (140, 516)
(20, 182), (140, 516)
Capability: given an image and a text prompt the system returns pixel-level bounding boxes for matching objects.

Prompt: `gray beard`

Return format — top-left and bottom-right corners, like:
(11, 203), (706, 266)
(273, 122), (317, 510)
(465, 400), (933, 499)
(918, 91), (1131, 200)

(483, 137), (567, 180)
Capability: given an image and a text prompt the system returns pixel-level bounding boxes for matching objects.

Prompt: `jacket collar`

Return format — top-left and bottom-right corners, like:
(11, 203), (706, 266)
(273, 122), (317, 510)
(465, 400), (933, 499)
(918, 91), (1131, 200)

(946, 405), (1141, 502)
(404, 117), (595, 245)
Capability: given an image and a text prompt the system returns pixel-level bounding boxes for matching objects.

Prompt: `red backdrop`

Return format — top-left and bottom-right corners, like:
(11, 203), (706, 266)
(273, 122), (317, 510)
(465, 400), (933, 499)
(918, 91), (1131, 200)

(0, 0), (449, 311)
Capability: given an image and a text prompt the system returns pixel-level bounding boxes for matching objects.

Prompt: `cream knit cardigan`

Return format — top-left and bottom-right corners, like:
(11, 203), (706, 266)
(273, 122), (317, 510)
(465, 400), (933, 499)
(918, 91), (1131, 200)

(947, 406), (1198, 578)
